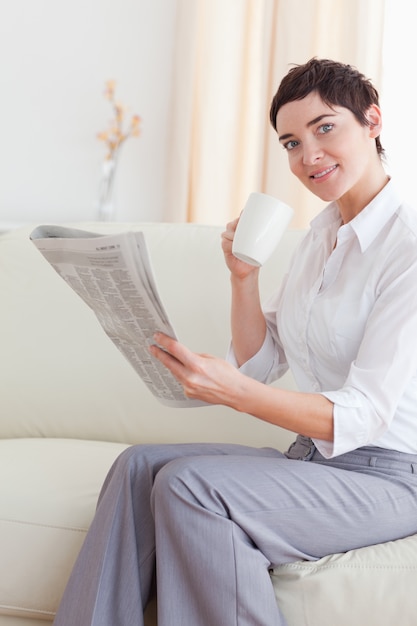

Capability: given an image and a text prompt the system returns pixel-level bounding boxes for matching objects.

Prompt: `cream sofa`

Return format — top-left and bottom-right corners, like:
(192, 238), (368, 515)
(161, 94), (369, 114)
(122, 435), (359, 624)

(1, 221), (417, 626)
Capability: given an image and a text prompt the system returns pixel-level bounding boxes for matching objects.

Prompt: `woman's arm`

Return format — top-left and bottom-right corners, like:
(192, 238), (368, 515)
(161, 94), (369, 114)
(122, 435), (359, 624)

(229, 272), (267, 366)
(221, 219), (268, 366)
(149, 332), (334, 442)
(150, 219), (334, 441)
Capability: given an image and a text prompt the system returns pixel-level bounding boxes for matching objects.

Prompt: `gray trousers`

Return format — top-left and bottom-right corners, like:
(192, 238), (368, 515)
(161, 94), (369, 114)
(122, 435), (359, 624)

(53, 438), (417, 626)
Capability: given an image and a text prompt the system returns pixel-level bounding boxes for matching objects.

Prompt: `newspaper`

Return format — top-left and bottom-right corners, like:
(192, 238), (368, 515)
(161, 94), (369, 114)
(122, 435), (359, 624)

(30, 225), (206, 408)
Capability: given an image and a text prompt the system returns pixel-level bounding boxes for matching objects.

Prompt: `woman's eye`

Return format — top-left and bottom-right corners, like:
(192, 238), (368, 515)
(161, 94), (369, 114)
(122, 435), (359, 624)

(284, 140), (299, 151)
(318, 123), (334, 134)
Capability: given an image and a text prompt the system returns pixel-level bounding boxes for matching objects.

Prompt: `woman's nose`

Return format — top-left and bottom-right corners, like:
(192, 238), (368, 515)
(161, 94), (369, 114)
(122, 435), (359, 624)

(302, 140), (323, 165)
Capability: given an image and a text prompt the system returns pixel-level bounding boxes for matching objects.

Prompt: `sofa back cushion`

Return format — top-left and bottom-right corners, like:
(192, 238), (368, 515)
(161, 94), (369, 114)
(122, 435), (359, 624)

(0, 222), (303, 449)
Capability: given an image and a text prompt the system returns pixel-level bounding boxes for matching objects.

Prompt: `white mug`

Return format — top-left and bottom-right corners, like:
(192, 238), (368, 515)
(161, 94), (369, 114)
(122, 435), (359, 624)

(232, 192), (294, 266)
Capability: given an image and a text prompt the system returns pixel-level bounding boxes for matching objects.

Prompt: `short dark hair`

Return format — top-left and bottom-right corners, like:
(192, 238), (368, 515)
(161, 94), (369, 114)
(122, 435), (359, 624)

(269, 58), (384, 156)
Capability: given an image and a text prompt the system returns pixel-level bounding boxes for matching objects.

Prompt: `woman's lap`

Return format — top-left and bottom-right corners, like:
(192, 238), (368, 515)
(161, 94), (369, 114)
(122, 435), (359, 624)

(144, 441), (417, 564)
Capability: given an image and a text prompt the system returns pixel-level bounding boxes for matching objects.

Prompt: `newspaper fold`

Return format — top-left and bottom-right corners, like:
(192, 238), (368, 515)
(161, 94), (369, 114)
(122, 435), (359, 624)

(30, 225), (207, 407)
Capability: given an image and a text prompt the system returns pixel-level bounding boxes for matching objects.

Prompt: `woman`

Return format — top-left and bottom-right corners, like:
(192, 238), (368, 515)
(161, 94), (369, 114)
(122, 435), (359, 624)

(53, 59), (417, 626)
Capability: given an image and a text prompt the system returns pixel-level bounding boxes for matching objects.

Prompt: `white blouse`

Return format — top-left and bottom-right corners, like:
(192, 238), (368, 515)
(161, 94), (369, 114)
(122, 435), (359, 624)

(231, 180), (417, 458)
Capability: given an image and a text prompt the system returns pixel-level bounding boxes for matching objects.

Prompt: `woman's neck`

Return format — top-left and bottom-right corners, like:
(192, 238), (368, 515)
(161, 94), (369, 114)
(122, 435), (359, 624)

(337, 167), (390, 224)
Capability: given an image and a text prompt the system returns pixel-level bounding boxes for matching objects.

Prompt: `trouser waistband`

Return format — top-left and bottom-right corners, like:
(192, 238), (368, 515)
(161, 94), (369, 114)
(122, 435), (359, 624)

(285, 435), (417, 474)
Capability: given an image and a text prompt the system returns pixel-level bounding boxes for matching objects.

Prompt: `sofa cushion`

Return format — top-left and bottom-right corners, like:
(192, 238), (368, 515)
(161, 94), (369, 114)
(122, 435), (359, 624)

(271, 534), (417, 625)
(0, 438), (129, 621)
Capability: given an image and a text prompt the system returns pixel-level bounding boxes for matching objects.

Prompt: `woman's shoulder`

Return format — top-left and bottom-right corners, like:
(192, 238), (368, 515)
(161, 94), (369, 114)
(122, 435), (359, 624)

(395, 201), (417, 239)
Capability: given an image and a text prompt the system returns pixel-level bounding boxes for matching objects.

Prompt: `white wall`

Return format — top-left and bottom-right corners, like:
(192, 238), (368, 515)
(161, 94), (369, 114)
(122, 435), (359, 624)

(2, 1), (412, 230)
(381, 0), (417, 208)
(0, 0), (177, 227)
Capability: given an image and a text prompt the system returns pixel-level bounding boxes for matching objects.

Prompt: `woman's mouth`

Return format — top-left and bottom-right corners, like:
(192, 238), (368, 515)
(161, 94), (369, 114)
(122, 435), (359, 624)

(310, 165), (338, 180)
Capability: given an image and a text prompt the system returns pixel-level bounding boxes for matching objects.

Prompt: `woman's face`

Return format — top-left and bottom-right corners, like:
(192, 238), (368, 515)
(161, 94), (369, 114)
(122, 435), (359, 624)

(275, 91), (382, 204)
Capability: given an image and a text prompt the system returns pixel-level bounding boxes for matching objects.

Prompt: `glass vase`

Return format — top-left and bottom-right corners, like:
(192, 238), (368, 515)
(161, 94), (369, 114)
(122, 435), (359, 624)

(97, 158), (117, 221)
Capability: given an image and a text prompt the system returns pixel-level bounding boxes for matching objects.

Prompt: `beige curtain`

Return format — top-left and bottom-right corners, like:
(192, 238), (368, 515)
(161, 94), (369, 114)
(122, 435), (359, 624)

(164, 0), (385, 227)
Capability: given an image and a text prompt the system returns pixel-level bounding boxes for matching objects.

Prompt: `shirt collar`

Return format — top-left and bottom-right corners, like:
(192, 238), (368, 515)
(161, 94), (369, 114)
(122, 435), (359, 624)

(310, 179), (403, 252)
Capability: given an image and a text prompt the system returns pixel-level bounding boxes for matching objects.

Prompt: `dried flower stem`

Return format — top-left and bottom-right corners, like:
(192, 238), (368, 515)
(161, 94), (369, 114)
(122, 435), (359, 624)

(97, 80), (141, 161)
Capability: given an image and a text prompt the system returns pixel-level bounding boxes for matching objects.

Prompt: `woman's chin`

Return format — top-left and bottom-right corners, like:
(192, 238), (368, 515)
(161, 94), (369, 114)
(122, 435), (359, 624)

(306, 184), (341, 203)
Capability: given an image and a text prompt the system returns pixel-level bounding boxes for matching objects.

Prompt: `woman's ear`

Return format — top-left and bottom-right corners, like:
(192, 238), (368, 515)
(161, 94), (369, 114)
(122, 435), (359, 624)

(366, 104), (383, 138)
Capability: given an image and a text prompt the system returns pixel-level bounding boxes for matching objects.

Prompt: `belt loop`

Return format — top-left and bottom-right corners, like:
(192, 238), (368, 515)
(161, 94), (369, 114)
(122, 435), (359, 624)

(369, 456), (377, 467)
(411, 464), (417, 474)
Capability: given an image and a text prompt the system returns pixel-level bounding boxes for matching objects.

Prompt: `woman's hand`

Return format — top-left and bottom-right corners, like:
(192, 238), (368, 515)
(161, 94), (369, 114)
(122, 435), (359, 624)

(221, 218), (259, 279)
(149, 334), (334, 441)
(149, 332), (245, 407)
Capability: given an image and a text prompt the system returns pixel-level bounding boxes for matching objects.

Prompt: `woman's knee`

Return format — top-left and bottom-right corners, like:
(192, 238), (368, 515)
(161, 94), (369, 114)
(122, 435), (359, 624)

(99, 444), (175, 503)
(106, 444), (151, 479)
(151, 455), (230, 518)
(152, 456), (199, 503)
